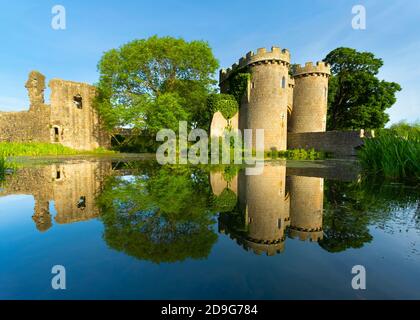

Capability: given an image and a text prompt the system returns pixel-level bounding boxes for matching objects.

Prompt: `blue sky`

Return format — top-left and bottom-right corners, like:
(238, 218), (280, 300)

(0, 0), (419, 124)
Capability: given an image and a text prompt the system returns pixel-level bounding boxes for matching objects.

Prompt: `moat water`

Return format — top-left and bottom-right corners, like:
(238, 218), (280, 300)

(0, 157), (419, 299)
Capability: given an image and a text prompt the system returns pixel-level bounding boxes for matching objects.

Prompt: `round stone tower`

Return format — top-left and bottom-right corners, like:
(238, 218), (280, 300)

(220, 47), (291, 151)
(288, 176), (324, 242)
(289, 62), (331, 133)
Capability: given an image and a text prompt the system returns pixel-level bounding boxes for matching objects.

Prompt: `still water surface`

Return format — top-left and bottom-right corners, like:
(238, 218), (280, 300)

(0, 159), (419, 299)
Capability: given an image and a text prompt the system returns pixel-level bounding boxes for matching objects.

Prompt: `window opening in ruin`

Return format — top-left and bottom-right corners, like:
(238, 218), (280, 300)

(77, 196), (86, 210)
(56, 171), (61, 180)
(278, 219), (282, 229)
(73, 94), (83, 109)
(281, 76), (286, 89)
(54, 127), (60, 142)
(251, 82), (255, 89)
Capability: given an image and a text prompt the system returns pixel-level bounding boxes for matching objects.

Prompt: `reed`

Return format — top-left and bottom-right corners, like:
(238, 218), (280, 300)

(358, 130), (420, 181)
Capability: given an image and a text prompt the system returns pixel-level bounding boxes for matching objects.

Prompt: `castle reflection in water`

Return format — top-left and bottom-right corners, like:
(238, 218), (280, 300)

(0, 161), (112, 232)
(213, 166), (324, 256)
(0, 161), (354, 256)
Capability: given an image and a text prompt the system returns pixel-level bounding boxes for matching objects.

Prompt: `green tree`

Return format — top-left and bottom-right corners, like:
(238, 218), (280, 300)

(96, 35), (219, 132)
(388, 120), (420, 139)
(324, 47), (401, 130)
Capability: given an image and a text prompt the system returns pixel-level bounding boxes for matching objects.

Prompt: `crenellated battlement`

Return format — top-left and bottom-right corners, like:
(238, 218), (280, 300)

(220, 222), (286, 256)
(293, 61), (331, 78)
(220, 46), (291, 84)
(289, 227), (323, 242)
(240, 236), (286, 256)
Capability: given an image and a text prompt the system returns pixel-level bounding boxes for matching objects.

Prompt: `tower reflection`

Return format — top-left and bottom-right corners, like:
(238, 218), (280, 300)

(215, 164), (324, 255)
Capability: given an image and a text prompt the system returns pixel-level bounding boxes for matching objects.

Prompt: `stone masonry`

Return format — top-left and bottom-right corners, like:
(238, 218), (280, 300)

(0, 71), (110, 150)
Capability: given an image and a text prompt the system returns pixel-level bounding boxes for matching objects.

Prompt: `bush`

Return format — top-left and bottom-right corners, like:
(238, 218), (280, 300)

(207, 93), (239, 120)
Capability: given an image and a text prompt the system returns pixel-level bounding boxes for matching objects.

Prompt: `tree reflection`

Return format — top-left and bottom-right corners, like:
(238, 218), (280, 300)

(97, 165), (218, 263)
(320, 178), (419, 253)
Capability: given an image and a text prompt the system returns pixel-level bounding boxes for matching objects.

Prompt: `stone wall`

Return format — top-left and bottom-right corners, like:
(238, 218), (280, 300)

(0, 71), (110, 150)
(0, 106), (51, 143)
(287, 130), (371, 157)
(49, 79), (110, 150)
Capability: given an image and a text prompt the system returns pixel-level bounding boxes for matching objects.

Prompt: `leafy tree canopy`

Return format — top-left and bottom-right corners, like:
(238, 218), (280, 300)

(324, 47), (401, 130)
(95, 35), (219, 132)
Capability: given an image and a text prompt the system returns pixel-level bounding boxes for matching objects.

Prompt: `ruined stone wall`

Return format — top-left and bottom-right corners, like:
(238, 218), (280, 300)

(0, 71), (110, 150)
(289, 62), (330, 133)
(49, 79), (110, 150)
(0, 107), (51, 143)
(287, 130), (370, 157)
(0, 71), (51, 144)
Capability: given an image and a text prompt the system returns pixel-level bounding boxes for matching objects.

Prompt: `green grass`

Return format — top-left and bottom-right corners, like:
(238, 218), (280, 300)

(358, 131), (420, 181)
(0, 142), (114, 157)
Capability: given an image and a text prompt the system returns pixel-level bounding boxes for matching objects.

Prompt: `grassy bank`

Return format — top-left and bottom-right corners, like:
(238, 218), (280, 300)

(0, 142), (114, 157)
(358, 131), (420, 181)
